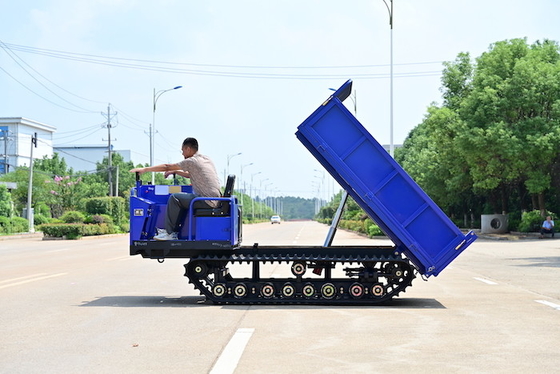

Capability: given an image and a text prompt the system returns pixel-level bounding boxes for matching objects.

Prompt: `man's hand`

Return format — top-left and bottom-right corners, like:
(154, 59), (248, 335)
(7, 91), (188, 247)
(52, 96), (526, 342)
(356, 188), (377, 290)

(130, 167), (146, 175)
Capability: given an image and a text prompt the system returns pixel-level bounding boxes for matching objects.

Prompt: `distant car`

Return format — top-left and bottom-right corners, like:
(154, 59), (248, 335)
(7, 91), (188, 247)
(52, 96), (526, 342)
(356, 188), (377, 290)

(270, 215), (281, 224)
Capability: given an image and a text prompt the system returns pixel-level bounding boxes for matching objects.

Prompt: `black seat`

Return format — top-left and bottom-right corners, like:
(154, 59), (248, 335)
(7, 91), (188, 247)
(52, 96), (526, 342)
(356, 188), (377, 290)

(194, 175), (236, 217)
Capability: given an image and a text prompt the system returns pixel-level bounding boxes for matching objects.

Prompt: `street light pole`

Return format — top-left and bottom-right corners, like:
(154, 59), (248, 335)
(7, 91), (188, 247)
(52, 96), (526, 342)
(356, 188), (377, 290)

(251, 171), (261, 221)
(27, 132), (37, 233)
(151, 85), (182, 184)
(226, 152), (242, 185)
(259, 178), (269, 219)
(240, 162), (253, 200)
(382, 0), (394, 157)
(329, 87), (357, 116)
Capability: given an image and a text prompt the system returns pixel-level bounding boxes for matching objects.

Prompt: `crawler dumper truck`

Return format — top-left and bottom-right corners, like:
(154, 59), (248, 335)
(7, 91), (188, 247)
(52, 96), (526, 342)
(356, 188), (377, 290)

(129, 80), (477, 305)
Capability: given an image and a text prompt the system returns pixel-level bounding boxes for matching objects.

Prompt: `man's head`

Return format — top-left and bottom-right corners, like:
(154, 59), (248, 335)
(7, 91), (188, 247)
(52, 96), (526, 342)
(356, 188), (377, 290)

(181, 137), (198, 158)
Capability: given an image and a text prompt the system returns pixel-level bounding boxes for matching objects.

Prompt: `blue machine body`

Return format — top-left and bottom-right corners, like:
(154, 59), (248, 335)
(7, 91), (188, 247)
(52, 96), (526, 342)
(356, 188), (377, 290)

(295, 80), (477, 277)
(129, 182), (241, 251)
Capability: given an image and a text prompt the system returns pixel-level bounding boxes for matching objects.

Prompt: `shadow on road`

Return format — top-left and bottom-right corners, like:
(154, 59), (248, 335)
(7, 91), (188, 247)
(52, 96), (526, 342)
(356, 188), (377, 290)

(513, 256), (560, 268)
(79, 295), (208, 307)
(80, 296), (444, 309)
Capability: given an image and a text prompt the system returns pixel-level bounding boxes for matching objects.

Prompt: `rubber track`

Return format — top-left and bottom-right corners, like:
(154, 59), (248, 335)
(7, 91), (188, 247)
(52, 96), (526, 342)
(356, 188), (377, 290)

(184, 252), (415, 305)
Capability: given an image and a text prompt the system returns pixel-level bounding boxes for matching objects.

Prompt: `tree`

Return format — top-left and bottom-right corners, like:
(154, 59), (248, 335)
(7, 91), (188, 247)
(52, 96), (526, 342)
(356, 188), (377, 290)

(458, 38), (560, 214)
(0, 184), (12, 217)
(397, 105), (472, 217)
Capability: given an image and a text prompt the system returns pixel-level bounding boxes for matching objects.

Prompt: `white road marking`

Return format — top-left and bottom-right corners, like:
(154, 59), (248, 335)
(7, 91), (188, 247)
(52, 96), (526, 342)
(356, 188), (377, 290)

(474, 277), (498, 285)
(210, 328), (255, 374)
(535, 300), (560, 311)
(0, 273), (68, 290)
(0, 273), (47, 284)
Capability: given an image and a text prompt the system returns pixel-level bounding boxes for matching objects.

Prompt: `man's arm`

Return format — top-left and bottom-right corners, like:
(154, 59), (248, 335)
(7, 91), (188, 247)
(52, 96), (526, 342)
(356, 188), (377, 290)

(164, 170), (191, 178)
(130, 163), (182, 175)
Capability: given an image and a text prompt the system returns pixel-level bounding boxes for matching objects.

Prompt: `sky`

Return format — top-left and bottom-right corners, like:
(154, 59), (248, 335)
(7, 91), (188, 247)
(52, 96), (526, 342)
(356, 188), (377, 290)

(1, 0), (559, 199)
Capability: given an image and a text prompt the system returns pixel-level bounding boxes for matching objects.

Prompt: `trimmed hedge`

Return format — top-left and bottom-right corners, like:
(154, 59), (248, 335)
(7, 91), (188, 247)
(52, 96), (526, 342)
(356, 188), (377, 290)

(316, 218), (385, 237)
(39, 223), (116, 240)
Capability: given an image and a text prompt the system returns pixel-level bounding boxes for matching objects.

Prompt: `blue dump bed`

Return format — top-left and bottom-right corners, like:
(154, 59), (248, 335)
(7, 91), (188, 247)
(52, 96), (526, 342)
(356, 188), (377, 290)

(296, 80), (477, 277)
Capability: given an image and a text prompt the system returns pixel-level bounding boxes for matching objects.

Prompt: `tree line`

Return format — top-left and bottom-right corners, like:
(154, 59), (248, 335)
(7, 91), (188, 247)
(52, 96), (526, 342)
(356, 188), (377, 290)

(395, 38), (560, 229)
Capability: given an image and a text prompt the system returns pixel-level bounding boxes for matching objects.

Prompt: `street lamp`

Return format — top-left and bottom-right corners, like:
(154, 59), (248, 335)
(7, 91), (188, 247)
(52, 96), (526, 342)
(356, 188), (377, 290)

(329, 87), (357, 116)
(382, 0), (394, 157)
(151, 85), (182, 184)
(250, 171), (262, 221)
(226, 152), (242, 184)
(259, 178), (269, 219)
(240, 162), (253, 196)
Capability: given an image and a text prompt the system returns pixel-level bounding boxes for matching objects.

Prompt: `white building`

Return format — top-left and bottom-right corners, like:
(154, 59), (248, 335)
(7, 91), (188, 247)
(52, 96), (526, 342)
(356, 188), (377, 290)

(0, 117), (56, 174)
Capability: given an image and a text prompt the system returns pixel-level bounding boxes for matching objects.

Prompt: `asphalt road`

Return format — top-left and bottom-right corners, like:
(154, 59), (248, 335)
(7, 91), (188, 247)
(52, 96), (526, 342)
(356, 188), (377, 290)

(1, 221), (559, 373)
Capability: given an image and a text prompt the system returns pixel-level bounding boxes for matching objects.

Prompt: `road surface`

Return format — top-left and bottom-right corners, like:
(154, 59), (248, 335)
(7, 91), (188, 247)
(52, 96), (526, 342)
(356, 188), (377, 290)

(1, 221), (559, 373)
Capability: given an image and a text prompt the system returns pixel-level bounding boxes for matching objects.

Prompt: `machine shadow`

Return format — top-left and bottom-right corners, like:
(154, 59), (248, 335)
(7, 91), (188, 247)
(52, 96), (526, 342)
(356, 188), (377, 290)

(80, 296), (444, 309)
(79, 295), (208, 308)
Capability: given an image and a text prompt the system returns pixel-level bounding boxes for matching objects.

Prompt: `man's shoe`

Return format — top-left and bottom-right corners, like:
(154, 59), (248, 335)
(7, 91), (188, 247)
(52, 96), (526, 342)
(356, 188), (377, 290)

(153, 231), (178, 241)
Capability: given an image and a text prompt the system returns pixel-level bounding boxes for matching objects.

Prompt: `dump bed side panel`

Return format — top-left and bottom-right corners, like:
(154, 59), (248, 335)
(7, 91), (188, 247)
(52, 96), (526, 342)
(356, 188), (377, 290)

(296, 84), (476, 276)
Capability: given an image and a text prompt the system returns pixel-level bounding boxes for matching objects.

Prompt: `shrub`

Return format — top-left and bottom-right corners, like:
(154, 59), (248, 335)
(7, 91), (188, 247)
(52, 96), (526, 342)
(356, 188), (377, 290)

(0, 216), (10, 233)
(60, 211), (86, 224)
(119, 222), (130, 233)
(39, 222), (117, 239)
(365, 219), (384, 237)
(11, 217), (29, 233)
(34, 214), (50, 226)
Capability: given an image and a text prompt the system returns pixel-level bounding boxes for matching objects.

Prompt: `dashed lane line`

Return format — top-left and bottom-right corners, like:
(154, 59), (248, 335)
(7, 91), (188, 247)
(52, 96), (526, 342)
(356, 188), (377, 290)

(210, 328), (255, 374)
(0, 273), (68, 290)
(535, 300), (560, 311)
(0, 273), (47, 284)
(474, 277), (498, 285)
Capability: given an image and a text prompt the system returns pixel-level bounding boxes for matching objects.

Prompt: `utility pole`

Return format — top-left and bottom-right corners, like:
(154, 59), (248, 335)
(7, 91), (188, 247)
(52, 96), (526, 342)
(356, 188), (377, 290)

(27, 132), (37, 233)
(102, 104), (117, 196)
(115, 165), (119, 197)
(1, 129), (6, 174)
(1, 129), (11, 174)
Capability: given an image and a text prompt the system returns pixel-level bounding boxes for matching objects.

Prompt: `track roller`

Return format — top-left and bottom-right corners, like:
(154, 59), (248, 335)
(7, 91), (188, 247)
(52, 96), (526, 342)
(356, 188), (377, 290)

(291, 261), (307, 277)
(302, 283), (316, 299)
(213, 283), (227, 298)
(371, 283), (385, 297)
(349, 282), (365, 299)
(260, 283), (275, 299)
(321, 283), (336, 299)
(281, 283), (295, 298)
(233, 283), (248, 298)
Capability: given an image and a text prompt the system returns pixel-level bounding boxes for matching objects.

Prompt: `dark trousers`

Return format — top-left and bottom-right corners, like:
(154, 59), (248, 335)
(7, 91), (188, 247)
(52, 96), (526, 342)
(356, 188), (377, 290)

(540, 227), (554, 237)
(165, 193), (211, 233)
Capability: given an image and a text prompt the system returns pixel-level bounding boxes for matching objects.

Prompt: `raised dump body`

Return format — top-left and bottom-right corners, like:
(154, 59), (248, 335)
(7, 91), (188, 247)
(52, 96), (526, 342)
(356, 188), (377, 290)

(296, 80), (477, 277)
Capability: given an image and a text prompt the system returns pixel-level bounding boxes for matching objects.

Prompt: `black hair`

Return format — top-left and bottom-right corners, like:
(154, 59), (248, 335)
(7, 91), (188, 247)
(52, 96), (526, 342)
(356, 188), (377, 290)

(182, 137), (199, 151)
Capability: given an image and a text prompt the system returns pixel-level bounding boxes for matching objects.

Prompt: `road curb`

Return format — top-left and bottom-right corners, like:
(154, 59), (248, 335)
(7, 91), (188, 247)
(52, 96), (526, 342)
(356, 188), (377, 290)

(0, 232), (127, 241)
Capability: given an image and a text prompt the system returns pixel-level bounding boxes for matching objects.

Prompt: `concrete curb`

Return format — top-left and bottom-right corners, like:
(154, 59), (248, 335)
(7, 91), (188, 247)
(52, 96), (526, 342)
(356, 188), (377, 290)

(0, 232), (127, 241)
(0, 232), (44, 241)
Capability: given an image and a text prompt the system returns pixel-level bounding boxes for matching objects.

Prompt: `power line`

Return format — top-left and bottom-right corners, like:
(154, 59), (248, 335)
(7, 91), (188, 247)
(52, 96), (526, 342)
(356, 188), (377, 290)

(0, 41), (99, 113)
(3, 41), (444, 69)
(2, 41), (443, 80)
(53, 126), (103, 143)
